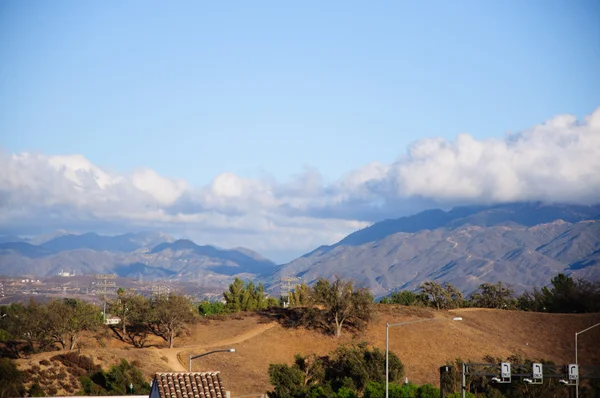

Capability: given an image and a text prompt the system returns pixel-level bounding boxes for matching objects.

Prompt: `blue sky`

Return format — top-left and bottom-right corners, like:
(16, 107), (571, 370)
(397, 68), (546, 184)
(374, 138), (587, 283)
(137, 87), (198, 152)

(1, 1), (599, 261)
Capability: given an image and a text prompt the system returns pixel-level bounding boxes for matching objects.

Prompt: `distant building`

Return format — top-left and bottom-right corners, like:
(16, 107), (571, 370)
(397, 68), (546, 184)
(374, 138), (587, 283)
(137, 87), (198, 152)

(58, 269), (75, 277)
(104, 316), (121, 325)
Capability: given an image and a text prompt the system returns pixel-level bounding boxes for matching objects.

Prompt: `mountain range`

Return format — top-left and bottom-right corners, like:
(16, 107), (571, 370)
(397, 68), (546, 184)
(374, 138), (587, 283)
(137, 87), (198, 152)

(271, 202), (600, 296)
(0, 231), (277, 284)
(1, 202), (599, 296)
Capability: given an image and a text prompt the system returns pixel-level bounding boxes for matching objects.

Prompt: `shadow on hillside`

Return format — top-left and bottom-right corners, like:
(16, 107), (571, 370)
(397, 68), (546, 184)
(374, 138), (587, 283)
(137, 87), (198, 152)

(258, 307), (319, 329)
(257, 307), (368, 338)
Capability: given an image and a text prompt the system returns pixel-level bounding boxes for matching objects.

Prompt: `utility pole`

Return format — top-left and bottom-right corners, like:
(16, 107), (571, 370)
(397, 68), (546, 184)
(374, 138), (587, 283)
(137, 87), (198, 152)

(94, 274), (116, 324)
(279, 276), (300, 308)
(151, 284), (171, 299)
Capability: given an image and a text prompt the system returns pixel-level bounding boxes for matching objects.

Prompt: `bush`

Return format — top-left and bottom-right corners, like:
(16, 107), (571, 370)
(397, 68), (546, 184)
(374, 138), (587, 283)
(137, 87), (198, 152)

(0, 358), (26, 398)
(39, 359), (51, 366)
(417, 384), (440, 398)
(51, 352), (100, 374)
(199, 300), (226, 316)
(28, 383), (46, 397)
(334, 386), (358, 398)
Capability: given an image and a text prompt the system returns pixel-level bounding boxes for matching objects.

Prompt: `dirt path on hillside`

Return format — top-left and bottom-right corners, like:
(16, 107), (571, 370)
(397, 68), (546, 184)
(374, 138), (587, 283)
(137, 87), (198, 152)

(156, 321), (278, 371)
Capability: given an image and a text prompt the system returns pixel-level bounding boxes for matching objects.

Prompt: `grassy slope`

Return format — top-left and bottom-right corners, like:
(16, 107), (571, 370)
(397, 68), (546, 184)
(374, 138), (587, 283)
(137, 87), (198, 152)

(15, 306), (600, 396)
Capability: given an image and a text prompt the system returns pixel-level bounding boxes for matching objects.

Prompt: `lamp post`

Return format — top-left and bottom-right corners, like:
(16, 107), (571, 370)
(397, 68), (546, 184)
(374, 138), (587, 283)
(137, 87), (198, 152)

(575, 322), (600, 398)
(386, 317), (462, 398)
(189, 348), (236, 371)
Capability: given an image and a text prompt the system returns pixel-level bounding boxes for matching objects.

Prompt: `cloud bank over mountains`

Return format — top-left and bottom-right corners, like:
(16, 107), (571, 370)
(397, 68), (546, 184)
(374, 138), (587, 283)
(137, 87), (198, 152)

(1, 107), (599, 260)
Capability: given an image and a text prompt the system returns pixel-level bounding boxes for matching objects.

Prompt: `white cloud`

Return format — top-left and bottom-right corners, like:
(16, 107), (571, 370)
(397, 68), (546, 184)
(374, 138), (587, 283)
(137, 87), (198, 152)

(391, 108), (600, 204)
(131, 168), (187, 206)
(1, 107), (599, 261)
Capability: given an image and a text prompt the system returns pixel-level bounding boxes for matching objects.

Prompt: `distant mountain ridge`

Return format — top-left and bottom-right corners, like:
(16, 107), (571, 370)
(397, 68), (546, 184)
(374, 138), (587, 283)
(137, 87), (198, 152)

(272, 202), (600, 296)
(334, 202), (600, 249)
(0, 232), (277, 282)
(2, 203), (600, 295)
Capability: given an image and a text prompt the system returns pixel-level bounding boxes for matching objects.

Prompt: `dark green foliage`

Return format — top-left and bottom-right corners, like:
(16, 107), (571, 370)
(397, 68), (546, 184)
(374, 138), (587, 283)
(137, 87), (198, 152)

(327, 343), (403, 391)
(311, 277), (373, 338)
(470, 282), (517, 309)
(199, 300), (226, 316)
(287, 283), (312, 307)
(46, 298), (103, 350)
(268, 363), (308, 398)
(334, 386), (358, 398)
(28, 382), (46, 397)
(418, 281), (465, 310)
(0, 358), (25, 398)
(0, 300), (52, 354)
(379, 290), (425, 306)
(122, 293), (153, 348)
(223, 278), (270, 312)
(416, 383), (440, 398)
(268, 343), (403, 398)
(517, 273), (600, 313)
(266, 297), (280, 308)
(151, 293), (196, 348)
(103, 359), (151, 395)
(363, 381), (416, 398)
(74, 358), (151, 396)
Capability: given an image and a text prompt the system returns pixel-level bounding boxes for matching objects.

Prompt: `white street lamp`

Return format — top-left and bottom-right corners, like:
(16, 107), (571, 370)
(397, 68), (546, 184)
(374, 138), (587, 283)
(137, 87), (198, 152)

(385, 317), (462, 398)
(575, 322), (600, 398)
(189, 348), (235, 371)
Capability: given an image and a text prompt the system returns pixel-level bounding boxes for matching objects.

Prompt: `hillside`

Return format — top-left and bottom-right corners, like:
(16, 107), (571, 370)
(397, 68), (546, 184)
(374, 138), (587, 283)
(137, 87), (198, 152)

(13, 307), (600, 396)
(272, 203), (600, 296)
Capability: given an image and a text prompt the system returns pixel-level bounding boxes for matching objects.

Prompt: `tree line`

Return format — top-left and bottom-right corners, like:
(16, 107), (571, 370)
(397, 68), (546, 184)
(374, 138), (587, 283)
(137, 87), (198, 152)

(1, 273), (596, 357)
(379, 274), (600, 313)
(268, 347), (600, 398)
(0, 290), (197, 356)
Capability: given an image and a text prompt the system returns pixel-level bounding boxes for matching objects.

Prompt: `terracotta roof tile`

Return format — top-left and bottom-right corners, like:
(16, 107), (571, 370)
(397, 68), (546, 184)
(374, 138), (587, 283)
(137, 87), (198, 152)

(153, 372), (226, 398)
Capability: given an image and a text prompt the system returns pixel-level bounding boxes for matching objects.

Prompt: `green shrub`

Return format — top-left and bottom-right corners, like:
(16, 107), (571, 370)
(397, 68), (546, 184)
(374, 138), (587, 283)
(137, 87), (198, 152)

(28, 383), (46, 397)
(0, 358), (26, 397)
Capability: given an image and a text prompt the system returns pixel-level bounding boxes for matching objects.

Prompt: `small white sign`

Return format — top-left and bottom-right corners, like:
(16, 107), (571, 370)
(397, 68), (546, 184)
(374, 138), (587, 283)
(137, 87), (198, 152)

(532, 363), (543, 379)
(501, 362), (511, 378)
(568, 364), (579, 380)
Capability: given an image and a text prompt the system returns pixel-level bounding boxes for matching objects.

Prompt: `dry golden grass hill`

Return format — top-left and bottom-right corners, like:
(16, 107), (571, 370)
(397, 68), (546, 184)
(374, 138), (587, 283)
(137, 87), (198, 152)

(14, 306), (600, 396)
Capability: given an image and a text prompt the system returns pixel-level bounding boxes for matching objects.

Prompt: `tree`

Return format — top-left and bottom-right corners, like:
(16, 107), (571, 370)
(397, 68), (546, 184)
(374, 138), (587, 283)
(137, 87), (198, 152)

(103, 359), (152, 395)
(327, 343), (404, 392)
(124, 294), (152, 348)
(0, 358), (25, 398)
(150, 294), (195, 348)
(470, 282), (516, 309)
(198, 300), (226, 316)
(288, 283), (311, 307)
(311, 277), (373, 338)
(108, 288), (136, 338)
(268, 343), (403, 398)
(379, 290), (422, 306)
(1, 300), (51, 354)
(47, 299), (102, 350)
(223, 278), (269, 312)
(223, 278), (249, 312)
(268, 362), (309, 398)
(516, 274), (600, 313)
(419, 281), (464, 310)
(107, 292), (152, 347)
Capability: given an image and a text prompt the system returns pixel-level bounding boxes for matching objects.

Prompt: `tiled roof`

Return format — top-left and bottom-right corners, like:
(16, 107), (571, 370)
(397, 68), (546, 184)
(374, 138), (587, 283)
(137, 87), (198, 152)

(153, 372), (227, 398)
